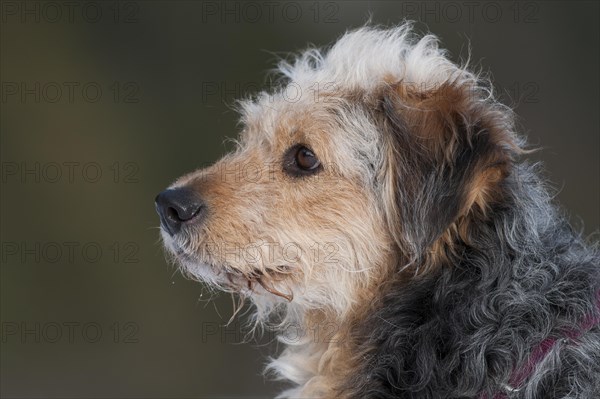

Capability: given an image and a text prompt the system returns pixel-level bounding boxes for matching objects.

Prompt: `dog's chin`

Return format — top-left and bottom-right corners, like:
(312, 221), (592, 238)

(161, 232), (231, 288)
(161, 230), (295, 301)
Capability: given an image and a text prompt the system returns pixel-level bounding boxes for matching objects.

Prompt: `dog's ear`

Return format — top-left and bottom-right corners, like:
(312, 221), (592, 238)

(377, 81), (519, 267)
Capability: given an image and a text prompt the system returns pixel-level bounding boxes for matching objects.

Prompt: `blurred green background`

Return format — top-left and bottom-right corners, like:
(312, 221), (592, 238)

(1, 1), (598, 398)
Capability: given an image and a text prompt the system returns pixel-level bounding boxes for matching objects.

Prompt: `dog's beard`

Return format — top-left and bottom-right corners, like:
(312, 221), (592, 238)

(160, 229), (227, 287)
(161, 229), (295, 302)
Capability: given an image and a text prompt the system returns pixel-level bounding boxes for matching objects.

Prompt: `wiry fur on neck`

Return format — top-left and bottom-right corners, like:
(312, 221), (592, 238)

(339, 163), (600, 398)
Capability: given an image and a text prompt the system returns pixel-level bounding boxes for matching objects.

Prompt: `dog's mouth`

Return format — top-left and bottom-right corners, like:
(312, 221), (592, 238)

(225, 266), (294, 301)
(164, 235), (295, 302)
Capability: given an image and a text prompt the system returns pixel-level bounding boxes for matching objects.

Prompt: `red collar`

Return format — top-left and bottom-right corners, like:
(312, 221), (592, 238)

(481, 290), (600, 399)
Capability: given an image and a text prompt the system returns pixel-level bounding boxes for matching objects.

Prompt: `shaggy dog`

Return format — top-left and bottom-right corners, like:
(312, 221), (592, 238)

(156, 24), (600, 398)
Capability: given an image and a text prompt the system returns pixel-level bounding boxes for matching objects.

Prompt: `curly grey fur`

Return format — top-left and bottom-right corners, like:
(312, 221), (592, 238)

(340, 163), (600, 398)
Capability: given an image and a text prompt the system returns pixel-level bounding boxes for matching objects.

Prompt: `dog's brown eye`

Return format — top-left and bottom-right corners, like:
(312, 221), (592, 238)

(283, 144), (322, 177)
(296, 147), (320, 170)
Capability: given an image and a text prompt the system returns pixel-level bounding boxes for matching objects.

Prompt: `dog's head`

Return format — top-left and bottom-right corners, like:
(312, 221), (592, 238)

(156, 24), (520, 317)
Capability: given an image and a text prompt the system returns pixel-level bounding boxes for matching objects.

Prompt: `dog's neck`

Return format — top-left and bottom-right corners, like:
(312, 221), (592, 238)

(266, 256), (400, 398)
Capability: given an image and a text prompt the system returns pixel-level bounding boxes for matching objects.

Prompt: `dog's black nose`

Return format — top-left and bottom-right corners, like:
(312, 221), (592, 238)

(155, 188), (205, 235)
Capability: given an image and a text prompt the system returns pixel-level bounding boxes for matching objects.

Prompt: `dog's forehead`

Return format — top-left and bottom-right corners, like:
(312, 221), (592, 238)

(238, 83), (378, 149)
(238, 86), (335, 143)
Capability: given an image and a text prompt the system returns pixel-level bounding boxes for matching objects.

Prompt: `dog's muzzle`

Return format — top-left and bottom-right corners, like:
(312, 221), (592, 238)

(155, 187), (205, 235)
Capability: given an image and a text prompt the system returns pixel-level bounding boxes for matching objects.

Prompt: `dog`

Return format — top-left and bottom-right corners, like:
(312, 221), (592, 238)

(155, 24), (600, 398)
